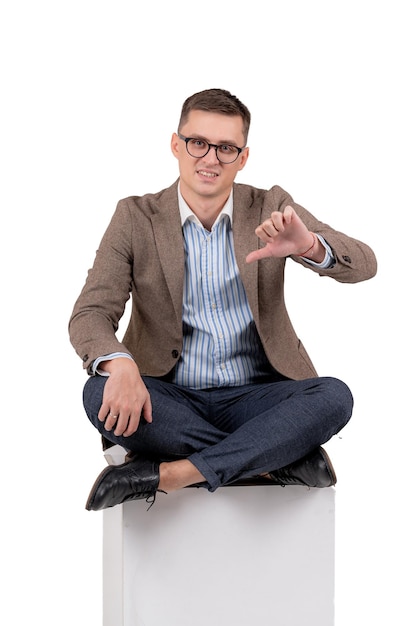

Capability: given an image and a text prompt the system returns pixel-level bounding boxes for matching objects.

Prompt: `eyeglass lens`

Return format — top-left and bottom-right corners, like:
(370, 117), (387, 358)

(186, 139), (239, 163)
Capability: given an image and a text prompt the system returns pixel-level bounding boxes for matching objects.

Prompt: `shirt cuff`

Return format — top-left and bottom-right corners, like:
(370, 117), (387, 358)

(92, 352), (133, 376)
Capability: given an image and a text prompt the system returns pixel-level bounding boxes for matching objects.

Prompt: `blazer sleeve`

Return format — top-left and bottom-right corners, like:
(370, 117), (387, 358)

(68, 199), (135, 372)
(269, 186), (377, 283)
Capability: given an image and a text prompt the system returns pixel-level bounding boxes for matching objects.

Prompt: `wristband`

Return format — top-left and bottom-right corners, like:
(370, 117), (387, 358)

(297, 233), (316, 257)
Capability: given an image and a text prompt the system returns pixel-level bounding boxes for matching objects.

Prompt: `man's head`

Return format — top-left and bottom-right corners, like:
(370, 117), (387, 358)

(178, 88), (251, 144)
(172, 89), (251, 208)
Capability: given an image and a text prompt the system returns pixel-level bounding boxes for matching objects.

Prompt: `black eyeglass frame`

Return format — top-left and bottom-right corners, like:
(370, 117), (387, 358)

(178, 133), (245, 164)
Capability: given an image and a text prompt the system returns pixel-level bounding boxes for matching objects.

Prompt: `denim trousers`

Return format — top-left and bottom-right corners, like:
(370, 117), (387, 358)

(83, 374), (353, 491)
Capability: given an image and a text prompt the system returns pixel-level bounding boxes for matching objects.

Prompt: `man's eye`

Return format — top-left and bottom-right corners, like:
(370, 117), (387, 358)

(219, 145), (237, 154)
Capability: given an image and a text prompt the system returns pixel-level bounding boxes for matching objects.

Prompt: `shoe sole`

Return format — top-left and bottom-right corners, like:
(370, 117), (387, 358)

(319, 446), (337, 486)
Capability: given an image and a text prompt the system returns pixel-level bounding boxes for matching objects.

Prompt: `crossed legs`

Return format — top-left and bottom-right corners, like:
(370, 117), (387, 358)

(83, 374), (353, 493)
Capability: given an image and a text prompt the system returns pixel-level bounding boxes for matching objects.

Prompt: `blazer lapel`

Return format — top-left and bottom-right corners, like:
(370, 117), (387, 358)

(150, 184), (184, 324)
(232, 184), (263, 324)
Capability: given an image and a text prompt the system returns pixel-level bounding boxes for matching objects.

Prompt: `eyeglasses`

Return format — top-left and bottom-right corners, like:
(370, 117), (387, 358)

(178, 133), (245, 164)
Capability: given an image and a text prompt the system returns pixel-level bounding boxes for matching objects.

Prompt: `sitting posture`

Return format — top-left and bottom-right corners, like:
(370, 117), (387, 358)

(69, 88), (377, 511)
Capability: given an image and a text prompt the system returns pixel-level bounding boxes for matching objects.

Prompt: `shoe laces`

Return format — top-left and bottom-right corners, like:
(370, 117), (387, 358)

(145, 489), (167, 511)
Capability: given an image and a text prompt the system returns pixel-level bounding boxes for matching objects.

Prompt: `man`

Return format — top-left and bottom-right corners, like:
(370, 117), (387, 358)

(69, 88), (377, 511)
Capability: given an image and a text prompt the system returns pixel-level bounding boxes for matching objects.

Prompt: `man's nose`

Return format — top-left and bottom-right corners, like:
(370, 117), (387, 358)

(203, 144), (220, 163)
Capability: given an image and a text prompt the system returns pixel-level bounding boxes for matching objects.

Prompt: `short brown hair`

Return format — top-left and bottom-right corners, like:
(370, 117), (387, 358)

(178, 88), (251, 144)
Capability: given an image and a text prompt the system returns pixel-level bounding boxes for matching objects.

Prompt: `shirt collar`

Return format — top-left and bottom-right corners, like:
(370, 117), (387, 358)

(177, 183), (233, 228)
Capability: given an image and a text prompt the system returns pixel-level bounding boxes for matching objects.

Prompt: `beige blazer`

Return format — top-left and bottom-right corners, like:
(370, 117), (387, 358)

(69, 181), (377, 381)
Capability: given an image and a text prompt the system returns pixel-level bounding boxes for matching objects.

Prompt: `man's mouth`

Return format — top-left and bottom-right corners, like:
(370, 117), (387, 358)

(197, 170), (218, 178)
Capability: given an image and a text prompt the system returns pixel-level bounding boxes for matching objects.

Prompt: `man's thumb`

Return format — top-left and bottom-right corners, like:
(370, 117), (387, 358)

(245, 246), (270, 264)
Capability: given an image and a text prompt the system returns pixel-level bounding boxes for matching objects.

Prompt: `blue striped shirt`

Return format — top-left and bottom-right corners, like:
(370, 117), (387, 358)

(173, 189), (272, 389)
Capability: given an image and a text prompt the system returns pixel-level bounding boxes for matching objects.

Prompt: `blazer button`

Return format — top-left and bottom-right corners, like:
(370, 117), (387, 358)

(82, 354), (89, 362)
(342, 255), (352, 263)
(171, 349), (179, 359)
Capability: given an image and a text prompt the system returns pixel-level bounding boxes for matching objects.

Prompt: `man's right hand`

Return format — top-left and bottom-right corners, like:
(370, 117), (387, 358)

(97, 357), (153, 437)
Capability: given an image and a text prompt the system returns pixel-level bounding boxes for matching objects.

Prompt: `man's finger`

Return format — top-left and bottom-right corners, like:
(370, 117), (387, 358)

(246, 247), (271, 264)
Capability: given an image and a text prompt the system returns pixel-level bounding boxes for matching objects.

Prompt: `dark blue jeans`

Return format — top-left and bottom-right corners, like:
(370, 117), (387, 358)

(83, 375), (353, 491)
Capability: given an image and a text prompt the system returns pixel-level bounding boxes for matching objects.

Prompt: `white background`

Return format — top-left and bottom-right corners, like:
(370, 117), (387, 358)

(1, 1), (415, 624)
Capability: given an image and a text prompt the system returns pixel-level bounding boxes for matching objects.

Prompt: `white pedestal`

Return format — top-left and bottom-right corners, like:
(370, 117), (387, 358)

(103, 485), (335, 626)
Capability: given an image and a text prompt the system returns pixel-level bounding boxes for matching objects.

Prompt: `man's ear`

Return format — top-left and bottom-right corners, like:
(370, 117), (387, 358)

(237, 146), (250, 171)
(171, 132), (180, 159)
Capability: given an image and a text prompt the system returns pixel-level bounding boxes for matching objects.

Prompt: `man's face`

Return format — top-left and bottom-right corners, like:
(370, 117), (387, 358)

(171, 110), (249, 202)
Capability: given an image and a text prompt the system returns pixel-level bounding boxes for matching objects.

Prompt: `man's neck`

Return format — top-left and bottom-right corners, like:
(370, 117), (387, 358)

(180, 187), (231, 231)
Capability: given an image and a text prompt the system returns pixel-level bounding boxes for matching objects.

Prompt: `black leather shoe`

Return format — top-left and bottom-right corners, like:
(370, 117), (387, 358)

(85, 457), (160, 511)
(270, 447), (337, 488)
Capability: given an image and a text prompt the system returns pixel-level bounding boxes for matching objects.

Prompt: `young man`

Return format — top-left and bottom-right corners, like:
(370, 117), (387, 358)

(69, 88), (377, 511)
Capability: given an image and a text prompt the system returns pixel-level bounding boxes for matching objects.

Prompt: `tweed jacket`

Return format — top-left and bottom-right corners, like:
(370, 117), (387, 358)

(69, 181), (377, 381)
